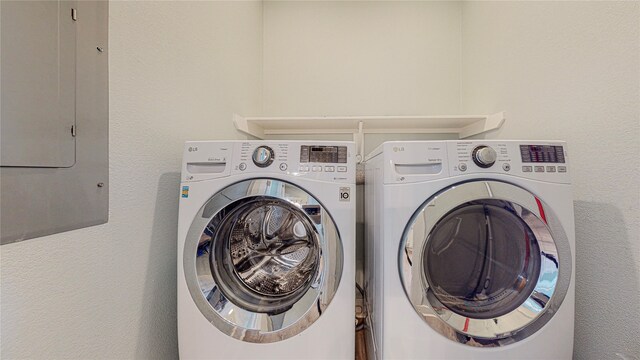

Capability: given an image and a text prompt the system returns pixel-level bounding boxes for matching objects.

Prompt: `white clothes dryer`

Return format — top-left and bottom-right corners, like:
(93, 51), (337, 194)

(364, 140), (575, 359)
(178, 141), (356, 359)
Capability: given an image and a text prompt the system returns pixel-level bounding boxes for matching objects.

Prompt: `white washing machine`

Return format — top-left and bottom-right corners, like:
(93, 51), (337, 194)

(178, 140), (356, 359)
(364, 140), (575, 359)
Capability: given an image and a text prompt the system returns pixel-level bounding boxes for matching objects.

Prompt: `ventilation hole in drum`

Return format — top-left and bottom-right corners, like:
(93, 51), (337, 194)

(230, 248), (241, 262)
(229, 230), (249, 262)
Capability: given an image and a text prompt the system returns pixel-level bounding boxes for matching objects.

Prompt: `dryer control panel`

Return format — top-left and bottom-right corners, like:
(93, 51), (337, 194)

(448, 141), (570, 184)
(182, 140), (356, 183)
(371, 140), (570, 185)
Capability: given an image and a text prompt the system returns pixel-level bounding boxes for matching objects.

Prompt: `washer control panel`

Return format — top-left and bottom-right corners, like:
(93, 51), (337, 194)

(182, 141), (355, 183)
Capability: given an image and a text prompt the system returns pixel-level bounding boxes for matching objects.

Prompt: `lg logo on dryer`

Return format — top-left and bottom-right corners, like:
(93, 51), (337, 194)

(339, 187), (351, 202)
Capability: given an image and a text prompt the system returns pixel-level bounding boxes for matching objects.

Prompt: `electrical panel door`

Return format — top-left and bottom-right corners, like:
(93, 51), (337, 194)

(1, 0), (77, 167)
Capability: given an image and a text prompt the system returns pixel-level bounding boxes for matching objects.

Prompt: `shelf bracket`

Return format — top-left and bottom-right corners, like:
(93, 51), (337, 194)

(233, 114), (265, 139)
(353, 121), (364, 163)
(459, 112), (505, 138)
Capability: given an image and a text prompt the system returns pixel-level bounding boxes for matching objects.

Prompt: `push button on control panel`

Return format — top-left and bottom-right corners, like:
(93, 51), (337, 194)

(312, 166), (322, 172)
(324, 166), (335, 172)
(534, 166), (545, 173)
(546, 166), (556, 173)
(522, 166), (533, 172)
(558, 166), (567, 173)
(238, 163), (247, 171)
(502, 163), (511, 171)
(279, 163), (288, 171)
(337, 166), (347, 172)
(458, 163), (467, 172)
(300, 165), (309, 172)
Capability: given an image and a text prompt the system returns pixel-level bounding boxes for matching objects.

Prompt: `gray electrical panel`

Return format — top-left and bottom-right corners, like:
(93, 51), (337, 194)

(1, 1), (77, 167)
(1, 1), (109, 244)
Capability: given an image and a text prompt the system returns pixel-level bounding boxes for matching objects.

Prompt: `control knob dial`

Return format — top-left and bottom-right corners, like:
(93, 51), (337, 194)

(472, 145), (497, 168)
(252, 146), (274, 167)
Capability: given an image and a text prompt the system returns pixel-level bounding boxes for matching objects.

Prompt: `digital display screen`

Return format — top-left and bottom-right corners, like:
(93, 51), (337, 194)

(300, 146), (347, 163)
(520, 145), (565, 163)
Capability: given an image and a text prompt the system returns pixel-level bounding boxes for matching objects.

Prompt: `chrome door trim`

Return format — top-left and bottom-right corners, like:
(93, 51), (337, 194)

(184, 178), (343, 343)
(399, 180), (572, 346)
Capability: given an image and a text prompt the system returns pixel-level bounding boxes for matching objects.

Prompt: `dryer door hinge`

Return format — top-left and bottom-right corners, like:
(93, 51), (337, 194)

(71, 8), (77, 21)
(71, 125), (76, 137)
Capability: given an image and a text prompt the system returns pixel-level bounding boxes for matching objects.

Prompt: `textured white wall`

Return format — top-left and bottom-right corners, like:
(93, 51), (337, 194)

(262, 1), (461, 118)
(0, 2), (262, 358)
(461, 2), (640, 359)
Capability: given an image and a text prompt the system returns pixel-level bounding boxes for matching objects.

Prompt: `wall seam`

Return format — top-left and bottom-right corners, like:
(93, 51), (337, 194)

(260, 0), (265, 115)
(459, 0), (464, 115)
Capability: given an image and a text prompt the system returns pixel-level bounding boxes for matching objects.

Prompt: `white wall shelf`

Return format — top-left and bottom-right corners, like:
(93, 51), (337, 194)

(233, 112), (505, 161)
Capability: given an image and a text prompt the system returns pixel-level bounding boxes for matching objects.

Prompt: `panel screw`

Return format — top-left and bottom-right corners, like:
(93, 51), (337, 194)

(97, 182), (104, 187)
(97, 46), (104, 52)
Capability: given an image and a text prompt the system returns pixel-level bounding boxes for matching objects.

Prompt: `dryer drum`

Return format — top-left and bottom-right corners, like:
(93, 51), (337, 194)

(209, 197), (321, 315)
(423, 201), (542, 320)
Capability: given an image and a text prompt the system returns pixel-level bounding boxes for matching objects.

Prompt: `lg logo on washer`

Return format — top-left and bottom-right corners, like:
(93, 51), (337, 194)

(339, 187), (351, 201)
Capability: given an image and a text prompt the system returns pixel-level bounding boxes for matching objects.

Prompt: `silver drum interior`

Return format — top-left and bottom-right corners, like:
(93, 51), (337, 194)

(210, 198), (320, 314)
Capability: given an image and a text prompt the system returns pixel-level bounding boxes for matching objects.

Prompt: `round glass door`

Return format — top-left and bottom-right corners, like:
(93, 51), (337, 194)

(400, 181), (571, 346)
(184, 179), (343, 343)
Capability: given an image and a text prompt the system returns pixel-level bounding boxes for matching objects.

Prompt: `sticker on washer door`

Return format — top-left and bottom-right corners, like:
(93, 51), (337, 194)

(339, 187), (351, 202)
